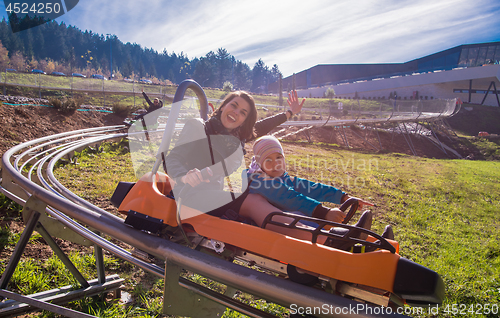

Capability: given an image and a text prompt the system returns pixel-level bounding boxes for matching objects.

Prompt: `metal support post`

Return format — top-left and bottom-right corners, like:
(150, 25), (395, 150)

(401, 123), (417, 156)
(0, 211), (40, 291)
(349, 127), (379, 151)
(94, 242), (106, 285)
(302, 129), (312, 143)
(163, 260), (236, 318)
(163, 259), (279, 318)
(35, 222), (90, 288)
(429, 123), (448, 156)
(375, 125), (383, 150)
(340, 125), (350, 147)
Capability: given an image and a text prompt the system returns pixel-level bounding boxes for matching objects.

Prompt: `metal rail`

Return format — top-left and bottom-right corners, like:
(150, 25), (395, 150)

(280, 101), (457, 127)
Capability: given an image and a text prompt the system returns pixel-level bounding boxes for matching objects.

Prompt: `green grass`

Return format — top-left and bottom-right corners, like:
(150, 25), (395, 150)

(457, 136), (500, 161)
(283, 142), (500, 317)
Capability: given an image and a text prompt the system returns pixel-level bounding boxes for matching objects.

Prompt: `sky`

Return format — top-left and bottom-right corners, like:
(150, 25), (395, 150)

(2, 0), (500, 77)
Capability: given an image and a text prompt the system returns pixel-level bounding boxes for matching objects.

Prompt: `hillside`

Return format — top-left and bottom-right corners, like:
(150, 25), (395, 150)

(0, 98), (126, 157)
(447, 104), (500, 136)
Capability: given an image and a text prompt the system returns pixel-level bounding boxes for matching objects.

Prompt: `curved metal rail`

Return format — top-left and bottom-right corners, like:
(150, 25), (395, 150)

(1, 122), (408, 316)
(280, 98), (458, 128)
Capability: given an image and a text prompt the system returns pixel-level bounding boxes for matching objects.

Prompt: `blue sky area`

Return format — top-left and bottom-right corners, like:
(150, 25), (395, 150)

(1, 0), (500, 76)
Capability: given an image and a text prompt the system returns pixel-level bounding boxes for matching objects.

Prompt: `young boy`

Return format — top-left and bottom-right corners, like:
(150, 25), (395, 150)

(247, 135), (393, 243)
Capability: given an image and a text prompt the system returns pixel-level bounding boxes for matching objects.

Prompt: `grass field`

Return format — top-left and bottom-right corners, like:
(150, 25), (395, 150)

(284, 142), (500, 314)
(1, 140), (484, 317)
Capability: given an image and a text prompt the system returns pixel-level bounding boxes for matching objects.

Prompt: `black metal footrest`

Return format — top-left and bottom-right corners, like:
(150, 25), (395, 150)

(261, 211), (395, 253)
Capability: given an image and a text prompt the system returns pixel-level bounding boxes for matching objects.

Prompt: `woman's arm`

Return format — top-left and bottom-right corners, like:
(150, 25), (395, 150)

(164, 119), (209, 179)
(253, 113), (287, 140)
(251, 90), (306, 141)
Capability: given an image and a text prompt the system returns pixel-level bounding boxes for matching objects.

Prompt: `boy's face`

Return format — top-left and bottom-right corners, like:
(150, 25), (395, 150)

(261, 152), (286, 178)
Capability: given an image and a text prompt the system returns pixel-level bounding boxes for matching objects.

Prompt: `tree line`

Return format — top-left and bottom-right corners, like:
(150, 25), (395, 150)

(0, 18), (281, 92)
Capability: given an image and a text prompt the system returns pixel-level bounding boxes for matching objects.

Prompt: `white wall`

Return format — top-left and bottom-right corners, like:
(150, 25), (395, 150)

(297, 65), (500, 106)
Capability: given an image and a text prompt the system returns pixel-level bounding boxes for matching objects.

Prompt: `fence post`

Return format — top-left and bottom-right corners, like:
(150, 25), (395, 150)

(102, 77), (105, 107)
(38, 73), (41, 99)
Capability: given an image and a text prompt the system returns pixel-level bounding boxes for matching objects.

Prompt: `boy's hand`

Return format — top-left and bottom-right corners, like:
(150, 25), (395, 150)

(325, 208), (346, 223)
(345, 196), (375, 210)
(357, 198), (375, 210)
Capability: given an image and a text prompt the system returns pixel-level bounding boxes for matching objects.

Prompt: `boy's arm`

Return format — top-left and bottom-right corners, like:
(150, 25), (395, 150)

(248, 175), (321, 216)
(290, 176), (345, 204)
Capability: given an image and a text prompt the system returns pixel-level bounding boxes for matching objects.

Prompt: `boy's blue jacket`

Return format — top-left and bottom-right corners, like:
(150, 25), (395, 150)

(246, 170), (345, 216)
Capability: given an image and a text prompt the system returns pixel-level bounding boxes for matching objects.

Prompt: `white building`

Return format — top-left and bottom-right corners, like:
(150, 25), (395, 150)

(270, 42), (500, 107)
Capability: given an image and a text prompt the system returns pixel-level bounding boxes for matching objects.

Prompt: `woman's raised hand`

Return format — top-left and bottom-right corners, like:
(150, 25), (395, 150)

(287, 90), (306, 115)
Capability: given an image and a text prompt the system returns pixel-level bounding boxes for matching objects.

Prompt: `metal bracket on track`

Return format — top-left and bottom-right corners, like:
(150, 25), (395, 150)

(0, 196), (124, 317)
(348, 126), (380, 151)
(163, 260), (276, 318)
(24, 202), (93, 247)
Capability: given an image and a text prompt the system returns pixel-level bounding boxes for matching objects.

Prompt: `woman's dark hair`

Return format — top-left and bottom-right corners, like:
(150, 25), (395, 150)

(212, 91), (257, 141)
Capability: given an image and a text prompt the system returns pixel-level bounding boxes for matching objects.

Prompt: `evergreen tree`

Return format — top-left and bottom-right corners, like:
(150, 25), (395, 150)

(251, 59), (267, 93)
(0, 18), (280, 90)
(0, 40), (10, 70)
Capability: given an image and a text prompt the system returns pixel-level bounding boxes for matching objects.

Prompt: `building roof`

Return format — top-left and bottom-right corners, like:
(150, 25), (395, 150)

(269, 41), (500, 91)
